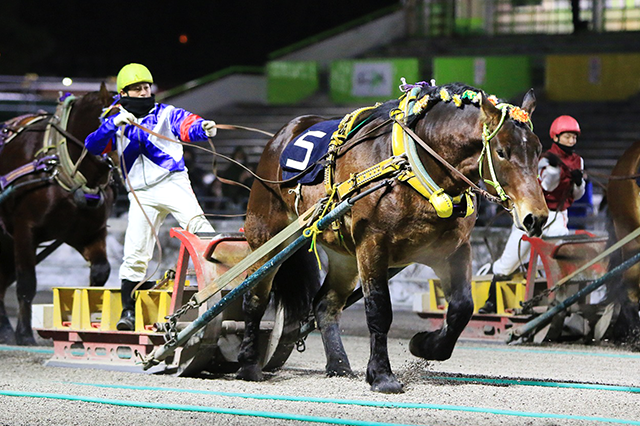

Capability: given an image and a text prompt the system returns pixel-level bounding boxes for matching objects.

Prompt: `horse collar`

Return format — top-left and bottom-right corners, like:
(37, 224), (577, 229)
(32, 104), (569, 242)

(42, 96), (106, 196)
(391, 92), (474, 219)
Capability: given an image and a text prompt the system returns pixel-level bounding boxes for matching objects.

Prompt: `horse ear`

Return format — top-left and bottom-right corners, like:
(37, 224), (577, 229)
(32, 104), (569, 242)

(479, 91), (501, 128)
(521, 88), (536, 116)
(99, 82), (111, 104)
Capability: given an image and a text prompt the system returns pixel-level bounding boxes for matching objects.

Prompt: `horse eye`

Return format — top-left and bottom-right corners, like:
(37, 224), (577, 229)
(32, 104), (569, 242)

(496, 149), (507, 159)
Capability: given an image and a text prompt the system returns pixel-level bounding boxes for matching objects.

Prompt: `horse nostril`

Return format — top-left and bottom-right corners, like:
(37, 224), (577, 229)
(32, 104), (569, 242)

(523, 213), (543, 237)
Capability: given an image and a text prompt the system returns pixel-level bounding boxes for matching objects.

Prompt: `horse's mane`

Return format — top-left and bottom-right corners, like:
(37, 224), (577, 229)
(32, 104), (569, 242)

(366, 82), (491, 123)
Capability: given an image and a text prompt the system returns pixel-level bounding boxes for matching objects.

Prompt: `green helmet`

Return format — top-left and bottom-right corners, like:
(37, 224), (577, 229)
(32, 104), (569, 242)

(116, 63), (153, 93)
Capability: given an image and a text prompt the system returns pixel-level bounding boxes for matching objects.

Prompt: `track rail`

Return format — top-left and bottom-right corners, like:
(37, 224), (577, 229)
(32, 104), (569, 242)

(2, 379), (639, 425)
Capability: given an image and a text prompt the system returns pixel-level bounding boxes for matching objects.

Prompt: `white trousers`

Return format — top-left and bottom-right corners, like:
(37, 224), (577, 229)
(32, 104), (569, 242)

(119, 171), (214, 281)
(492, 209), (569, 277)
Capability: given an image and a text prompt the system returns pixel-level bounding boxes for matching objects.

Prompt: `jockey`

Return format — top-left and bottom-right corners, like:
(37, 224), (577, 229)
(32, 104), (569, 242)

(478, 115), (586, 314)
(85, 63), (217, 331)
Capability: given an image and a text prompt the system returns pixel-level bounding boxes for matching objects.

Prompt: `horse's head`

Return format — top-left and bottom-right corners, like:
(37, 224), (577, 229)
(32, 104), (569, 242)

(479, 89), (548, 236)
(66, 83), (115, 141)
(65, 83), (117, 188)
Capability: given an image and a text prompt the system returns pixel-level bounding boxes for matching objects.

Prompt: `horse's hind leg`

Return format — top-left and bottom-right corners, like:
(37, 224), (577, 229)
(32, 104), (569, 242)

(410, 244), (474, 361)
(236, 269), (278, 381)
(314, 248), (359, 378)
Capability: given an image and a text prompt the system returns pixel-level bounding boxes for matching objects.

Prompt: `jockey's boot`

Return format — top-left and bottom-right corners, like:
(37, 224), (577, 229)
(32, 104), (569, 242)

(478, 277), (498, 314)
(116, 279), (155, 331)
(117, 279), (137, 331)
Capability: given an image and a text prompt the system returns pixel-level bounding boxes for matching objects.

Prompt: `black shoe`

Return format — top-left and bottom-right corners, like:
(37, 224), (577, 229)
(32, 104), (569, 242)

(117, 310), (135, 331)
(478, 301), (496, 314)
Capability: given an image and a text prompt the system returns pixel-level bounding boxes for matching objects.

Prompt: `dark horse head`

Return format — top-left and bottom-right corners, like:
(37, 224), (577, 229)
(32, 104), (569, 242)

(403, 83), (548, 237)
(237, 82), (548, 393)
(0, 83), (116, 346)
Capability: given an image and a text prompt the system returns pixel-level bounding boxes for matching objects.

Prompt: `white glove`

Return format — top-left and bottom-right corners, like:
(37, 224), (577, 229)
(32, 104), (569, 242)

(202, 120), (217, 138)
(113, 110), (136, 126)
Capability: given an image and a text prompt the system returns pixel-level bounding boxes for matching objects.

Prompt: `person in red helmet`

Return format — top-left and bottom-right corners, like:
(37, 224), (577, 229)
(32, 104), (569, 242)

(478, 115), (586, 313)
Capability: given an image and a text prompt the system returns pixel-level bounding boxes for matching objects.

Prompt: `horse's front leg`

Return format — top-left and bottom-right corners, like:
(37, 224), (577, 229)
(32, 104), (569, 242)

(357, 237), (403, 393)
(0, 273), (16, 344)
(76, 229), (110, 287)
(0, 236), (16, 344)
(410, 243), (474, 361)
(12, 229), (38, 346)
(236, 268), (277, 382)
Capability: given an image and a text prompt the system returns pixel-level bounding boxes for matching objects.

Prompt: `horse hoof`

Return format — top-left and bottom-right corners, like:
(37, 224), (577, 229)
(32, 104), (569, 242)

(15, 334), (37, 346)
(370, 377), (404, 394)
(409, 331), (452, 361)
(0, 330), (16, 345)
(236, 364), (264, 382)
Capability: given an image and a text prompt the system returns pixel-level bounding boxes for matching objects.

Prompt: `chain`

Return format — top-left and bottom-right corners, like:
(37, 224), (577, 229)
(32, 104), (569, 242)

(295, 335), (307, 353)
(519, 286), (557, 314)
(161, 298), (199, 345)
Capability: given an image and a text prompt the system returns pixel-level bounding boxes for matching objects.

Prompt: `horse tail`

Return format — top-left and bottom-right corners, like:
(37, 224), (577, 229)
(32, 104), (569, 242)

(272, 240), (323, 323)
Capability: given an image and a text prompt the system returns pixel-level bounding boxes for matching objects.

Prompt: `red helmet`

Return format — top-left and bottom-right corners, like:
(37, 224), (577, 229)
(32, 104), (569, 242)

(549, 115), (580, 140)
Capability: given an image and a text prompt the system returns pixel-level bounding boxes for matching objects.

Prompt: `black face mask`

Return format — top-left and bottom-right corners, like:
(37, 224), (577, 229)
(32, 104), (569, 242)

(554, 141), (575, 154)
(119, 94), (156, 118)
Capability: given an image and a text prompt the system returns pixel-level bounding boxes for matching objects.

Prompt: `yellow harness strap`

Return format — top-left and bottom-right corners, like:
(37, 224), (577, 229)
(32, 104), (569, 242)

(323, 105), (377, 195)
(334, 156), (405, 199)
(391, 93), (474, 219)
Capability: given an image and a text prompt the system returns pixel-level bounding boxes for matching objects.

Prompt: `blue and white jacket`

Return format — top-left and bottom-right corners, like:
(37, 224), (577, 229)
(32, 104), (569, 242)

(85, 103), (208, 190)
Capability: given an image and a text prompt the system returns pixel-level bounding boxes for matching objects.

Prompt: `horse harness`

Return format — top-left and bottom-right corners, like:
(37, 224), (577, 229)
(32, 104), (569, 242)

(315, 86), (532, 226)
(0, 95), (113, 206)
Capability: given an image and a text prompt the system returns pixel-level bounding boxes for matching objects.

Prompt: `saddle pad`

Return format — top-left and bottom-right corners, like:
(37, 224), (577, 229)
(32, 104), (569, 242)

(280, 119), (340, 184)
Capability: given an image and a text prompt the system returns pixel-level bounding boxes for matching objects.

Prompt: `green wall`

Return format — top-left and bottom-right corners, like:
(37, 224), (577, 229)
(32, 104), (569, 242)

(433, 56), (532, 100)
(330, 58), (420, 103)
(267, 61), (319, 104)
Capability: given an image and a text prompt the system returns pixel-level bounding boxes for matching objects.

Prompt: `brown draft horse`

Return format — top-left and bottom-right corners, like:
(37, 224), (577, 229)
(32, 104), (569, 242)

(606, 141), (640, 343)
(237, 82), (549, 392)
(0, 84), (115, 345)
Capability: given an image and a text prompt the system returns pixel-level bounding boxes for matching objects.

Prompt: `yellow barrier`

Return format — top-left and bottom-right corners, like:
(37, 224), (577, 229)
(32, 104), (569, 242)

(424, 275), (526, 315)
(50, 281), (177, 333)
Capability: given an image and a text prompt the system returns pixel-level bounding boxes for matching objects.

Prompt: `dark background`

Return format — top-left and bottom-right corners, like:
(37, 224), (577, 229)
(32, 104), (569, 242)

(2, 0), (399, 89)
